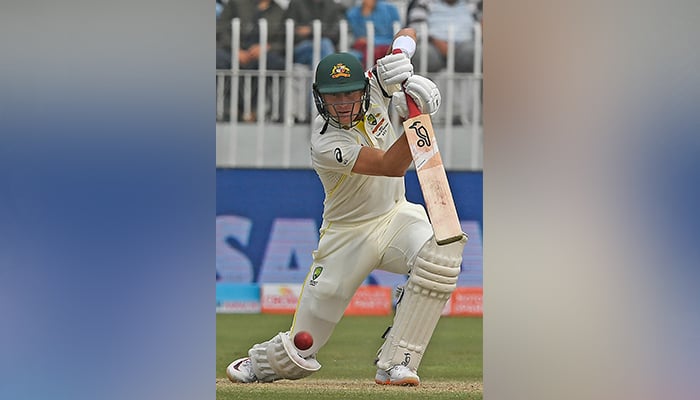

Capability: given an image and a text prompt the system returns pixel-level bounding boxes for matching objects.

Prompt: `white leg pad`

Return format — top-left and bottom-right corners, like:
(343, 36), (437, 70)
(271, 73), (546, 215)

(376, 234), (467, 371)
(248, 331), (322, 382)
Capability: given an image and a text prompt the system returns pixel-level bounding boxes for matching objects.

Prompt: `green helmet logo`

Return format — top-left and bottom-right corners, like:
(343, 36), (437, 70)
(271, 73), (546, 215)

(330, 63), (351, 79)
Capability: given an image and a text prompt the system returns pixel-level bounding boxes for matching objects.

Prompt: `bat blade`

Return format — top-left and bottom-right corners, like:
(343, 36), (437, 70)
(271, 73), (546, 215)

(403, 113), (463, 245)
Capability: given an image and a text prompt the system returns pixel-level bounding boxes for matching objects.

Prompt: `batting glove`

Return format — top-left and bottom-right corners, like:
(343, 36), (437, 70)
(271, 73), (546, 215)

(392, 75), (441, 118)
(376, 52), (413, 94)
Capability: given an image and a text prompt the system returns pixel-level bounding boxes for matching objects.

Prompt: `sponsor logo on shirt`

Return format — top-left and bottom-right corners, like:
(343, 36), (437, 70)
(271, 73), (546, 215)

(334, 148), (343, 163)
(372, 116), (388, 138)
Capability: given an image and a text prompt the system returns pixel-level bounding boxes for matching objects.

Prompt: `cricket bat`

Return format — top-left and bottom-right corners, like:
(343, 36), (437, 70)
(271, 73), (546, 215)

(401, 93), (463, 245)
(388, 42), (463, 245)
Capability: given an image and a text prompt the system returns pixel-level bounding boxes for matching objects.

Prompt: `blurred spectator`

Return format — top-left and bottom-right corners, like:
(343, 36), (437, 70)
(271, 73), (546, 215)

(336, 0), (356, 9)
(474, 0), (482, 24)
(216, 0), (286, 71)
(284, 0), (346, 66)
(216, 0), (225, 19)
(217, 0), (286, 121)
(346, 0), (401, 68)
(407, 0), (477, 73)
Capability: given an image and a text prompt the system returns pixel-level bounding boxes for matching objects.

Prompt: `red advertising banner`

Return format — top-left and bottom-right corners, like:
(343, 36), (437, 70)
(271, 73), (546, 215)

(344, 286), (393, 316)
(448, 287), (483, 316)
(258, 284), (481, 317)
(260, 284), (302, 314)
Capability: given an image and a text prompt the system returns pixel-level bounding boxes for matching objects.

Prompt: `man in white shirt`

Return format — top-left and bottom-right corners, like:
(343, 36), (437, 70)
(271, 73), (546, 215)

(408, 0), (478, 73)
(225, 30), (467, 387)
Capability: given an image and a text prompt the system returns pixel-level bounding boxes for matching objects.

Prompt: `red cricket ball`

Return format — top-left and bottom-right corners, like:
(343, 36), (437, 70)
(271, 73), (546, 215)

(293, 331), (313, 350)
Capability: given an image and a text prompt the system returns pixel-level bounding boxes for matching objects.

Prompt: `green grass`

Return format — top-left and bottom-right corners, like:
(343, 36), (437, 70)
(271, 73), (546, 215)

(217, 313), (482, 399)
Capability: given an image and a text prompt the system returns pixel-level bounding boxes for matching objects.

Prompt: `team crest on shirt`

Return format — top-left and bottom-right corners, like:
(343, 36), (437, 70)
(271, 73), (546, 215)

(309, 265), (323, 286)
(330, 64), (351, 78)
(366, 113), (378, 125)
(368, 112), (388, 138)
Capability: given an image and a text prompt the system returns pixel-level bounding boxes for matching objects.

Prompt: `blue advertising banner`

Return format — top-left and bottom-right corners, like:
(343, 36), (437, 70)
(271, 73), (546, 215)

(216, 283), (261, 313)
(216, 169), (482, 289)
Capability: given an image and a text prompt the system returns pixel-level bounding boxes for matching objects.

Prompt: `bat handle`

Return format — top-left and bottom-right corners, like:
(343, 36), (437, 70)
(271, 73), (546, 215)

(391, 48), (422, 118)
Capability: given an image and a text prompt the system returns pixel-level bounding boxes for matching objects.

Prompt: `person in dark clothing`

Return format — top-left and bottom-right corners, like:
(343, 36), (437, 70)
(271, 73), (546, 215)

(216, 0), (286, 121)
(217, 0), (286, 70)
(284, 0), (346, 66)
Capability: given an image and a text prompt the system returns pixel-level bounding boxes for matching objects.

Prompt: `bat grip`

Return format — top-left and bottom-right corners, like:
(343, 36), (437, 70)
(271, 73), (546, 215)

(391, 48), (422, 118)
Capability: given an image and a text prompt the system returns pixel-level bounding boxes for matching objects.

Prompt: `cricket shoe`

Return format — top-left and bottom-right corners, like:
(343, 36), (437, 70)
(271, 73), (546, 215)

(374, 365), (420, 386)
(226, 357), (257, 383)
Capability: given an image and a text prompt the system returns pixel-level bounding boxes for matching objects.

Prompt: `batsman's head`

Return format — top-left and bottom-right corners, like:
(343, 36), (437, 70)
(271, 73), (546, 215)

(313, 53), (370, 129)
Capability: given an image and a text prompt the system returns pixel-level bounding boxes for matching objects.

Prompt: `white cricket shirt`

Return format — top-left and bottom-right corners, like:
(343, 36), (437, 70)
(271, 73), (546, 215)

(310, 76), (406, 223)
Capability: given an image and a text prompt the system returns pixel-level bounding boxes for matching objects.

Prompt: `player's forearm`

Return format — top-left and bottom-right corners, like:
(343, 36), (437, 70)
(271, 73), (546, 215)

(375, 134), (413, 177)
(353, 134), (412, 177)
(383, 133), (413, 176)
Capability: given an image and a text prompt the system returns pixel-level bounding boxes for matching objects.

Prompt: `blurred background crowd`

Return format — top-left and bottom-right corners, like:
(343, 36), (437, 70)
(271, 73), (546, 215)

(215, 0), (483, 124)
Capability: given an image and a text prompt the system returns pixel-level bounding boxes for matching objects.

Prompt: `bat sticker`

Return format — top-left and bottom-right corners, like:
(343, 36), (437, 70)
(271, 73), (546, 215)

(408, 121), (431, 147)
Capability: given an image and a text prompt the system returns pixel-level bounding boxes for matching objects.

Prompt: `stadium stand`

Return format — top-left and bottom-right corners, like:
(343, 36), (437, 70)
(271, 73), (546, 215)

(215, 0), (482, 170)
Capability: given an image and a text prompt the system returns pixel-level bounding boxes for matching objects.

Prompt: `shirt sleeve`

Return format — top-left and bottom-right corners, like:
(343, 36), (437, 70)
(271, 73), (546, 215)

(311, 128), (362, 175)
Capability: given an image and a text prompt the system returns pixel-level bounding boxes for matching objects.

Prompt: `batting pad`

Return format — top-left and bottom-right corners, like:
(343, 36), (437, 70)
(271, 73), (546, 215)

(376, 234), (467, 372)
(249, 331), (322, 382)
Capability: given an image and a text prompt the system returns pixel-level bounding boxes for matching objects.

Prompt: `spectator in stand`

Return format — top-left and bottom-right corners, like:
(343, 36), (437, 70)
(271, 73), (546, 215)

(284, 0), (346, 67)
(216, 0), (225, 20)
(216, 0), (286, 121)
(474, 0), (483, 25)
(336, 0), (356, 9)
(346, 0), (402, 68)
(407, 0), (477, 73)
(217, 0), (286, 71)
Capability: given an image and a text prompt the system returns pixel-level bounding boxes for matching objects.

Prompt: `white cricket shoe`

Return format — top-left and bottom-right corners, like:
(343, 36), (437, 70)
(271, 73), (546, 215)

(226, 357), (258, 383)
(374, 365), (420, 386)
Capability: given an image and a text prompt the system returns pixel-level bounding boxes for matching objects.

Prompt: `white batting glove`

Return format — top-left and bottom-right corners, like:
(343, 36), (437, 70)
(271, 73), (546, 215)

(392, 75), (441, 118)
(376, 52), (413, 94)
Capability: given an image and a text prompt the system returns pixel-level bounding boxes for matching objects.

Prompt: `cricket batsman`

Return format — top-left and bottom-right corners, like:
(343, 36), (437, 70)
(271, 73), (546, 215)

(226, 28), (467, 386)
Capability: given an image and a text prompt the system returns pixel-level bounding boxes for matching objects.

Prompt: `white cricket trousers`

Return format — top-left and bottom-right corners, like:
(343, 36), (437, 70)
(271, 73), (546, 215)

(290, 200), (433, 357)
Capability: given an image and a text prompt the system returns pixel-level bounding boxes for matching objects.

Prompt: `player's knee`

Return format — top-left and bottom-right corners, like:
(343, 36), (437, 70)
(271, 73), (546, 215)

(410, 235), (467, 293)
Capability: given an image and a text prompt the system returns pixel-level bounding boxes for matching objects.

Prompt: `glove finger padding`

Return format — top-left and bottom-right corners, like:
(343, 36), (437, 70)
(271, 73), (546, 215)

(397, 75), (441, 116)
(391, 91), (409, 119)
(376, 53), (413, 89)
